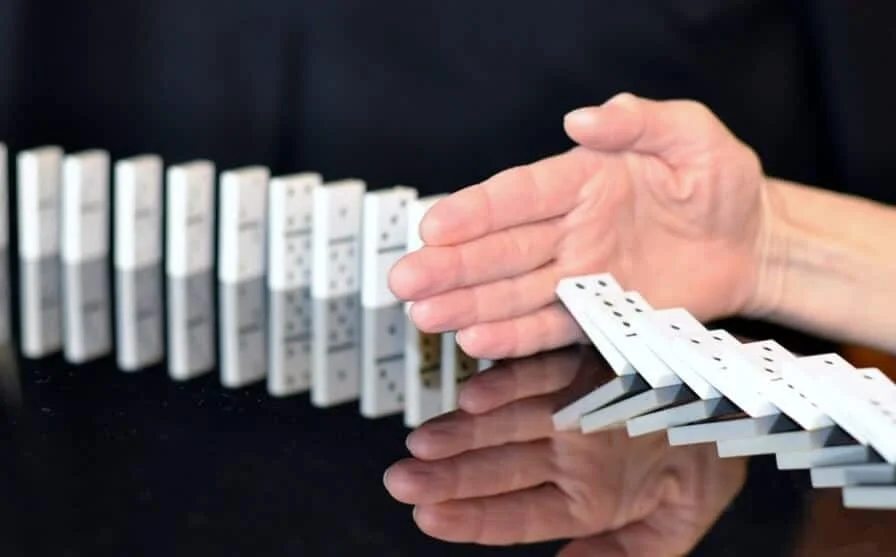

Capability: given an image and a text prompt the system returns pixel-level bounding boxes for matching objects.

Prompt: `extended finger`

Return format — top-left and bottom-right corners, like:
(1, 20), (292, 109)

(457, 349), (582, 414)
(384, 440), (554, 505)
(409, 262), (563, 332)
(413, 484), (586, 545)
(456, 303), (584, 360)
(405, 392), (561, 460)
(418, 149), (600, 246)
(388, 218), (562, 301)
(563, 93), (724, 163)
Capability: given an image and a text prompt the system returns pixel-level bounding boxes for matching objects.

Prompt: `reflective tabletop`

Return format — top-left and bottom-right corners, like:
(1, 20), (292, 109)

(0, 252), (894, 557)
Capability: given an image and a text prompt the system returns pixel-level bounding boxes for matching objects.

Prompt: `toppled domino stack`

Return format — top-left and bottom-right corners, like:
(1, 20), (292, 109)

(554, 273), (896, 511)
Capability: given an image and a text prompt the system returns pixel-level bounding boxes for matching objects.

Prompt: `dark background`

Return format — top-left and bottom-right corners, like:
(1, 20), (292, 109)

(0, 0), (893, 554)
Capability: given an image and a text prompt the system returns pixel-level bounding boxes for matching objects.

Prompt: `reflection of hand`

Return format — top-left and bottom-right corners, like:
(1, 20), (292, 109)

(389, 93), (772, 360)
(384, 349), (748, 556)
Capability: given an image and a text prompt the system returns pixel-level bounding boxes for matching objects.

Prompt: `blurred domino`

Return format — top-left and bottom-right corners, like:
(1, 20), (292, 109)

(829, 365), (896, 463)
(0, 143), (7, 250)
(843, 486), (896, 510)
(310, 179), (366, 406)
(17, 146), (64, 358)
(166, 161), (217, 380)
(60, 150), (112, 363)
(553, 275), (648, 431)
(218, 166), (269, 388)
(359, 186), (416, 416)
(811, 462), (896, 488)
(113, 155), (165, 371)
(267, 172), (321, 396)
(404, 194), (445, 427)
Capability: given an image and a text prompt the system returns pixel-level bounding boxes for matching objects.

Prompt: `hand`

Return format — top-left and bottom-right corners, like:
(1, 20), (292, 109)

(383, 349), (748, 556)
(388, 93), (774, 359)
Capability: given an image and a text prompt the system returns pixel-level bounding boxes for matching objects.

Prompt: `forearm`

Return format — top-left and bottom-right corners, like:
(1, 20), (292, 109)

(751, 178), (896, 354)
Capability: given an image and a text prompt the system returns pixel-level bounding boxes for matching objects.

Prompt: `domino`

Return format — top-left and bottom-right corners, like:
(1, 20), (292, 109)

(827, 365), (896, 463)
(59, 150), (113, 364)
(310, 179), (366, 406)
(843, 486), (896, 510)
(553, 276), (648, 430)
(17, 146), (64, 359)
(574, 290), (697, 433)
(217, 166), (269, 388)
(165, 160), (217, 380)
(777, 445), (880, 470)
(811, 462), (896, 488)
(113, 155), (165, 371)
(441, 333), (479, 412)
(361, 185), (417, 308)
(0, 143), (7, 250)
(404, 194), (445, 427)
(266, 172), (321, 396)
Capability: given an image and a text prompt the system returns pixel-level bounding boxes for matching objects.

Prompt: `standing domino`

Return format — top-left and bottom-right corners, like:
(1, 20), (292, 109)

(404, 194), (445, 427)
(0, 143), (8, 344)
(218, 166), (269, 388)
(360, 186), (417, 417)
(0, 143), (7, 251)
(441, 333), (480, 412)
(310, 179), (366, 407)
(166, 161), (217, 380)
(17, 146), (64, 358)
(113, 155), (165, 371)
(61, 150), (113, 363)
(267, 172), (321, 396)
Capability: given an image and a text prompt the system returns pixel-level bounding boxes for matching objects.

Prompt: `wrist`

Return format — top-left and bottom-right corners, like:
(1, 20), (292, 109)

(744, 178), (896, 351)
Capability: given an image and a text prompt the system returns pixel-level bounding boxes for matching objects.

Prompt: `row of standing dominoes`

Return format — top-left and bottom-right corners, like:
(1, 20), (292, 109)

(1, 141), (486, 428)
(553, 273), (896, 511)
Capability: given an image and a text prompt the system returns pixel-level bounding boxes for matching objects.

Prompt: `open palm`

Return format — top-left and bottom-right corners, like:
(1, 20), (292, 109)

(384, 349), (747, 556)
(389, 93), (773, 359)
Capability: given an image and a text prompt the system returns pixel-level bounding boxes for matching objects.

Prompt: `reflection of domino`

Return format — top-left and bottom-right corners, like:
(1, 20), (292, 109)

(17, 146), (64, 359)
(218, 166), (269, 388)
(441, 333), (480, 412)
(61, 150), (113, 364)
(360, 186), (417, 416)
(267, 173), (321, 396)
(310, 179), (366, 406)
(113, 155), (165, 371)
(403, 195), (446, 427)
(166, 161), (217, 380)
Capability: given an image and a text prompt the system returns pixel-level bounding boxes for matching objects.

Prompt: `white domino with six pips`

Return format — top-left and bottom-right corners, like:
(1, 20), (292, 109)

(17, 146), (64, 358)
(166, 161), (217, 380)
(267, 172), (321, 396)
(218, 166), (269, 388)
(310, 178), (366, 406)
(360, 185), (417, 417)
(60, 150), (112, 363)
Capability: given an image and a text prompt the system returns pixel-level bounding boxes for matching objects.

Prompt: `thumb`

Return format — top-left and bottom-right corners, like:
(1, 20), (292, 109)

(563, 92), (723, 161)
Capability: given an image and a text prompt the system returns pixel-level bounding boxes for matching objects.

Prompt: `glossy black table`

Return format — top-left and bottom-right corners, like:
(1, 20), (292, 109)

(0, 255), (813, 557)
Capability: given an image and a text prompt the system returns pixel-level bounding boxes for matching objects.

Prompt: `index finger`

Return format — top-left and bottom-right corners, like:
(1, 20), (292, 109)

(419, 147), (601, 246)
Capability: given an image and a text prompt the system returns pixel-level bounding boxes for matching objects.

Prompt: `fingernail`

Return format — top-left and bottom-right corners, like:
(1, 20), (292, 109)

(564, 107), (600, 126)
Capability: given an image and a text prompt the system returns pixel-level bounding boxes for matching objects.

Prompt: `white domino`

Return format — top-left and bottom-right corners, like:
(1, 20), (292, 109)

(441, 332), (479, 412)
(60, 150), (112, 363)
(361, 185), (418, 307)
(17, 146), (64, 358)
(730, 341), (834, 431)
(310, 178), (366, 299)
(360, 304), (407, 417)
(828, 364), (896, 463)
(217, 166), (269, 388)
(267, 172), (321, 396)
(166, 160), (216, 277)
(113, 155), (165, 371)
(268, 172), (321, 291)
(671, 330), (779, 418)
(0, 143), (7, 250)
(404, 194), (446, 427)
(166, 161), (217, 380)
(114, 155), (163, 270)
(310, 179), (366, 406)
